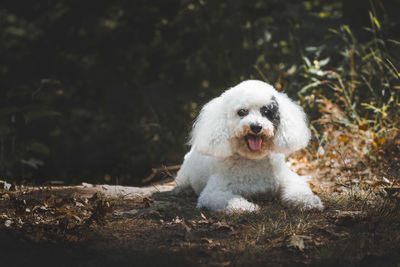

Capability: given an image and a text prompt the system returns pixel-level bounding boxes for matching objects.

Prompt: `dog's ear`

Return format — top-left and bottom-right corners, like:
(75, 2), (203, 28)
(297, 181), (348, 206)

(273, 93), (311, 154)
(190, 96), (232, 158)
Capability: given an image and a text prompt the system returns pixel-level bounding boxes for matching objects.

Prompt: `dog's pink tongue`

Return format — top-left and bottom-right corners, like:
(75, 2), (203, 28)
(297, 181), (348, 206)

(247, 136), (262, 151)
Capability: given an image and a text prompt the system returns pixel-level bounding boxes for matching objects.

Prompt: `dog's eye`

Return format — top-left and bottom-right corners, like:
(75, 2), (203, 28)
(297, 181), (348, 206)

(260, 106), (273, 118)
(261, 105), (276, 117)
(260, 97), (280, 125)
(237, 109), (248, 117)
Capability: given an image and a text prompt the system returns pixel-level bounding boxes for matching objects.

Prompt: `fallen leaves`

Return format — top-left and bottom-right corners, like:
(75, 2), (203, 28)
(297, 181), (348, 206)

(0, 117), (398, 266)
(0, 187), (115, 243)
(287, 234), (311, 251)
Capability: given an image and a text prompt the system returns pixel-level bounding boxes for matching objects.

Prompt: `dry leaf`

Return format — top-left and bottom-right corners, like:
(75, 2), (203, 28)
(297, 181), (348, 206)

(287, 235), (310, 251)
(201, 237), (213, 244)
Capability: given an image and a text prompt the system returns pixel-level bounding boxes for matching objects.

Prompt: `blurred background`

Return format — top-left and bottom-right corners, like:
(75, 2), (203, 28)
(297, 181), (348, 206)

(0, 0), (399, 185)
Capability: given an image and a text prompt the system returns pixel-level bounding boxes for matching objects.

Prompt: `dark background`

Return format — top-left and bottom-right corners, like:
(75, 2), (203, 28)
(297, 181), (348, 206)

(0, 0), (399, 185)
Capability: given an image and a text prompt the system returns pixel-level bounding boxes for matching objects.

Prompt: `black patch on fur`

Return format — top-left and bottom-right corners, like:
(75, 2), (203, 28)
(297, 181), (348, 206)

(260, 96), (280, 128)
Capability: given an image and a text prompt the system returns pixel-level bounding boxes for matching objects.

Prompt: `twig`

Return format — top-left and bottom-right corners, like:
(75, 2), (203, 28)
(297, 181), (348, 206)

(141, 165), (181, 184)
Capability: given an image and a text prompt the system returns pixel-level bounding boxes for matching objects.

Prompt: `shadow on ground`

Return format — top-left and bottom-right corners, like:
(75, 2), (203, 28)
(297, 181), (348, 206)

(1, 180), (400, 266)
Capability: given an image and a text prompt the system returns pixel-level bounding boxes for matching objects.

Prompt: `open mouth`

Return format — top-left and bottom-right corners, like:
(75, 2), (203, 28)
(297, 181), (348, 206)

(245, 135), (262, 151)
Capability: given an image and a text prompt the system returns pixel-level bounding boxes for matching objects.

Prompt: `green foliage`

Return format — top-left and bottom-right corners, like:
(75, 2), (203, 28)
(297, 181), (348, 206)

(0, 0), (399, 184)
(299, 12), (400, 136)
(295, 7), (400, 181)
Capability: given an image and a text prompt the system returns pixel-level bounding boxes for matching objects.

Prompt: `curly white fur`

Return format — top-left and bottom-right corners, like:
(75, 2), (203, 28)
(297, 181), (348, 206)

(175, 80), (323, 212)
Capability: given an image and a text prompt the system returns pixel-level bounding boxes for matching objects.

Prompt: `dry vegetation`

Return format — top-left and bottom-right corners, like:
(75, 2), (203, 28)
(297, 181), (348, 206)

(1, 101), (399, 266)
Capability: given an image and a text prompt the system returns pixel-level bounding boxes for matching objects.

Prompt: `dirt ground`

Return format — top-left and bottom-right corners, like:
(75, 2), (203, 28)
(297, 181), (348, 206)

(1, 161), (400, 267)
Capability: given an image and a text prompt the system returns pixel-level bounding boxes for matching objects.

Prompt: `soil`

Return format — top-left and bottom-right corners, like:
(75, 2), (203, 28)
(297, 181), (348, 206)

(1, 172), (400, 267)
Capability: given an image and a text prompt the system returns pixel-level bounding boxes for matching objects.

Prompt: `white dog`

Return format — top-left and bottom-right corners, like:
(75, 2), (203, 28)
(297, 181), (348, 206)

(175, 80), (323, 212)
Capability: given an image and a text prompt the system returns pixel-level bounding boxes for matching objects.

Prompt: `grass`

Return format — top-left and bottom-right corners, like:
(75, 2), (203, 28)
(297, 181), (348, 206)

(1, 158), (400, 266)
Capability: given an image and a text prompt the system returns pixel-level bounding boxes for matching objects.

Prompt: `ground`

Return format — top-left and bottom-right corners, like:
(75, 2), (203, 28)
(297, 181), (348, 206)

(1, 153), (400, 267)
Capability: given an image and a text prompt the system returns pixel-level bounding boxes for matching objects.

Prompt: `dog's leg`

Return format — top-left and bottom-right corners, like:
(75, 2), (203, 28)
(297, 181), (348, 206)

(171, 184), (193, 195)
(280, 172), (323, 210)
(196, 174), (259, 212)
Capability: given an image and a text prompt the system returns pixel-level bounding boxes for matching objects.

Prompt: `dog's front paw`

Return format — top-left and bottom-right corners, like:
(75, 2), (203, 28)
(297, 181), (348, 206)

(226, 197), (259, 213)
(282, 192), (324, 211)
(299, 194), (324, 211)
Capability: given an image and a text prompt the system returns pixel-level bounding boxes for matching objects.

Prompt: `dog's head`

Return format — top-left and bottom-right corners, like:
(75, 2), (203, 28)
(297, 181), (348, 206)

(190, 80), (310, 159)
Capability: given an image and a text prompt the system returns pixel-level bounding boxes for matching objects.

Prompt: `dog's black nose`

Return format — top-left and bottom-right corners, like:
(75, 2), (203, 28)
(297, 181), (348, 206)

(250, 123), (262, 134)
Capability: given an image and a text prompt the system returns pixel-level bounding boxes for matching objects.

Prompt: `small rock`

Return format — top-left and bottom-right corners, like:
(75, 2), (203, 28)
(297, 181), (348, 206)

(4, 220), (12, 227)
